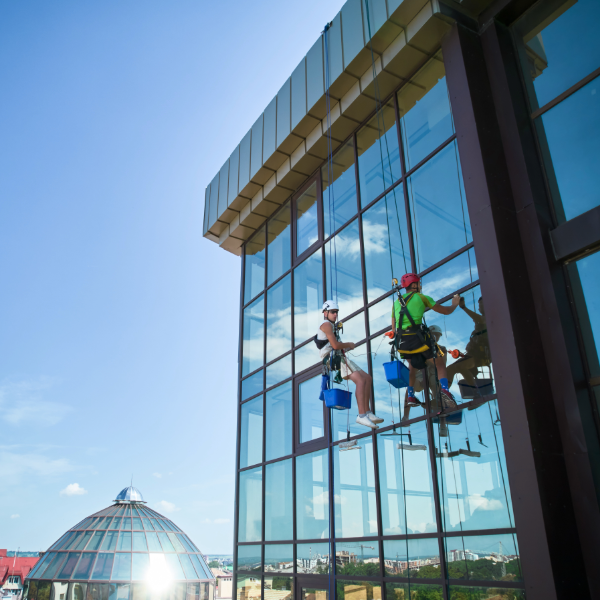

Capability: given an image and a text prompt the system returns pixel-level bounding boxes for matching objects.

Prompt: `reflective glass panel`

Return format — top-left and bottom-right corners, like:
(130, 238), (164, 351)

(52, 582), (69, 600)
(266, 354), (292, 389)
(67, 584), (85, 600)
(168, 532), (186, 552)
(340, 311), (366, 344)
(296, 182), (319, 256)
(299, 375), (325, 444)
(58, 553), (81, 579)
(240, 396), (263, 469)
(238, 466), (263, 542)
(535, 78), (600, 221)
(333, 438), (378, 538)
(420, 248), (477, 302)
(242, 295), (264, 377)
(41, 553), (67, 579)
(245, 227), (266, 304)
(237, 545), (262, 572)
(434, 400), (515, 532)
(398, 58), (454, 170)
(164, 554), (186, 580)
(142, 519), (154, 531)
(265, 382), (292, 461)
(294, 249), (323, 345)
(116, 532), (132, 551)
(368, 294), (394, 335)
(408, 141), (471, 271)
(266, 274), (292, 362)
(109, 519), (121, 531)
(152, 519), (165, 532)
(122, 518), (131, 530)
(448, 586), (524, 600)
(362, 188), (411, 303)
(132, 532), (148, 551)
(91, 552), (115, 581)
(445, 533), (522, 581)
(87, 532), (106, 551)
(131, 554), (150, 581)
(190, 555), (209, 579)
(75, 531), (93, 550)
(146, 532), (162, 552)
(101, 532), (119, 551)
(294, 342), (321, 374)
(177, 534), (195, 553)
(335, 542), (379, 576)
(336, 581), (381, 600)
(132, 518), (143, 530)
(324, 219), (364, 316)
(265, 458), (293, 541)
(296, 543), (329, 574)
(377, 420), (436, 534)
(263, 577), (292, 600)
(296, 449), (329, 539)
(178, 554), (197, 580)
(236, 576), (261, 600)
(268, 204), (292, 286)
(73, 553), (96, 579)
(264, 545), (293, 572)
(357, 102), (401, 207)
(386, 583), (443, 599)
(65, 532), (84, 550)
(157, 532), (175, 552)
(519, 0), (600, 108)
(383, 538), (441, 578)
(241, 370), (263, 402)
(323, 139), (358, 236)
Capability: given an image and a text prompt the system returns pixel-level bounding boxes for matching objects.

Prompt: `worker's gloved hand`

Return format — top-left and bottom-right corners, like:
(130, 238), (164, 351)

(384, 331), (394, 339)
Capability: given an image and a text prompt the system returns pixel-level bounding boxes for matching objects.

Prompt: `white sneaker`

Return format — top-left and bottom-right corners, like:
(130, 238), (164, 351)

(356, 415), (378, 429)
(366, 411), (384, 424)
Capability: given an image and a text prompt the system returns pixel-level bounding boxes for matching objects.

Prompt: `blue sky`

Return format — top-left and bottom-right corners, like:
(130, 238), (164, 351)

(0, 0), (345, 554)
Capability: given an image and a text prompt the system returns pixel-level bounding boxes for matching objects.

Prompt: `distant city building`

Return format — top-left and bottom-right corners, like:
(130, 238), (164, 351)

(23, 486), (215, 600)
(0, 551), (40, 599)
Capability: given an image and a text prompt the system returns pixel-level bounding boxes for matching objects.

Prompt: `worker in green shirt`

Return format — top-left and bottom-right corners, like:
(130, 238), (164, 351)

(391, 273), (461, 410)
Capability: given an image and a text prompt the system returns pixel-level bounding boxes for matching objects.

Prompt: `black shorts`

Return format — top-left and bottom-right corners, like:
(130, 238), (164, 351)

(398, 327), (434, 361)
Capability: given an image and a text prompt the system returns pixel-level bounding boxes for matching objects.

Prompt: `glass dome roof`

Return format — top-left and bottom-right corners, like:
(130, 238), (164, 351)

(24, 488), (214, 600)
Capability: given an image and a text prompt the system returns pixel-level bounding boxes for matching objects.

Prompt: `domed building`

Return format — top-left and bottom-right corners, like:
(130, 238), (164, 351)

(23, 487), (214, 600)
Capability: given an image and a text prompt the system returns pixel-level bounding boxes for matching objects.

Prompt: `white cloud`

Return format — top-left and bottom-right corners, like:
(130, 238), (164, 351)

(155, 500), (179, 514)
(468, 493), (503, 512)
(11, 514), (20, 519)
(0, 378), (70, 426)
(153, 472), (162, 478)
(60, 483), (87, 496)
(214, 518), (230, 524)
(200, 518), (230, 525)
(0, 449), (73, 479)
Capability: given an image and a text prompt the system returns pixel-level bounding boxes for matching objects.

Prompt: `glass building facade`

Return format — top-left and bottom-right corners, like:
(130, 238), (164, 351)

(205, 0), (600, 598)
(24, 488), (214, 600)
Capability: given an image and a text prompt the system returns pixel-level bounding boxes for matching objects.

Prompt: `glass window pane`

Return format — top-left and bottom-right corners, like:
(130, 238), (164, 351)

(420, 248), (478, 301)
(131, 554), (150, 581)
(368, 294), (394, 336)
(340, 311), (366, 344)
(263, 577), (292, 600)
(242, 295), (264, 377)
(386, 583), (443, 599)
(519, 0), (600, 108)
(335, 542), (379, 576)
(157, 532), (175, 552)
(264, 545), (293, 572)
(65, 532), (84, 550)
(236, 576), (261, 600)
(408, 140), (471, 271)
(132, 518), (143, 530)
(265, 458), (293, 541)
(398, 59), (454, 170)
(75, 531), (93, 550)
(92, 554), (115, 581)
(383, 538), (440, 577)
(164, 554), (186, 580)
(294, 342), (321, 374)
(52, 582), (69, 600)
(58, 553), (81, 579)
(116, 532), (132, 551)
(236, 545), (262, 572)
(101, 532), (119, 551)
(238, 466), (263, 542)
(362, 188), (411, 304)
(244, 227), (266, 304)
(296, 182), (319, 256)
(240, 396), (263, 469)
(266, 354), (292, 389)
(296, 543), (330, 574)
(435, 399), (515, 532)
(294, 249), (323, 346)
(377, 420), (436, 534)
(176, 534), (196, 553)
(266, 274), (292, 362)
(324, 219), (364, 316)
(336, 581), (381, 600)
(178, 554), (197, 580)
(241, 370), (263, 402)
(132, 532), (148, 551)
(190, 554), (209, 579)
(299, 375), (325, 444)
(445, 533), (522, 581)
(146, 532), (162, 552)
(109, 518), (121, 530)
(168, 532), (186, 553)
(357, 102), (401, 208)
(333, 438), (378, 538)
(67, 583), (85, 600)
(122, 518), (131, 530)
(73, 553), (96, 579)
(267, 204), (291, 286)
(265, 382), (293, 461)
(296, 449), (329, 539)
(40, 553), (67, 579)
(323, 139), (358, 236)
(448, 586), (524, 600)
(535, 78), (600, 221)
(87, 532), (106, 551)
(152, 519), (166, 532)
(142, 519), (154, 531)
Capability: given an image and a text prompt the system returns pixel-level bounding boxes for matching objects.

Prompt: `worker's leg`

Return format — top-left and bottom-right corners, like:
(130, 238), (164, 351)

(348, 369), (372, 415)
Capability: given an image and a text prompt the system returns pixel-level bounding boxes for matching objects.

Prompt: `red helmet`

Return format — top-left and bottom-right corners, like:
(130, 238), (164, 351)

(400, 273), (420, 288)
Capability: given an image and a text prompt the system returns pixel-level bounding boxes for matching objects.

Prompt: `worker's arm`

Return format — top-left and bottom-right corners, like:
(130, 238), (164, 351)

(459, 297), (480, 321)
(321, 321), (356, 351)
(391, 314), (396, 334)
(431, 294), (461, 316)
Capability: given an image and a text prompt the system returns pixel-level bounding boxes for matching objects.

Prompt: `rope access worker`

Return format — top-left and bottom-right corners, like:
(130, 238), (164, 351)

(315, 300), (384, 430)
(391, 274), (461, 410)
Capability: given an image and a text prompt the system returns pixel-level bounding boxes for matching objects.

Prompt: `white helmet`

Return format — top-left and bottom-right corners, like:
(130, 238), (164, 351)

(429, 325), (442, 335)
(322, 300), (339, 312)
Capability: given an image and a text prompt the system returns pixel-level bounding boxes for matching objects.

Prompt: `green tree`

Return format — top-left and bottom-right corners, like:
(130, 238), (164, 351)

(208, 561), (219, 568)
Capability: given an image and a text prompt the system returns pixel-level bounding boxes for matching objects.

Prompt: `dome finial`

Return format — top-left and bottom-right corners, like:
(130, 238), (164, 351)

(113, 485), (146, 504)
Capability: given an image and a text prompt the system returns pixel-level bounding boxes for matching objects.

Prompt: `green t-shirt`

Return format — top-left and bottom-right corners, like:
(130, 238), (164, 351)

(392, 293), (436, 330)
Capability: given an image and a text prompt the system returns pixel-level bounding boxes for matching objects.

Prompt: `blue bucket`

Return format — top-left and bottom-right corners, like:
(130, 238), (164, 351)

(324, 389), (352, 410)
(383, 360), (410, 389)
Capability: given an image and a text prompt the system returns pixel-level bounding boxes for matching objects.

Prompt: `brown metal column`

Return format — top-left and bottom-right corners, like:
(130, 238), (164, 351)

(442, 22), (593, 600)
